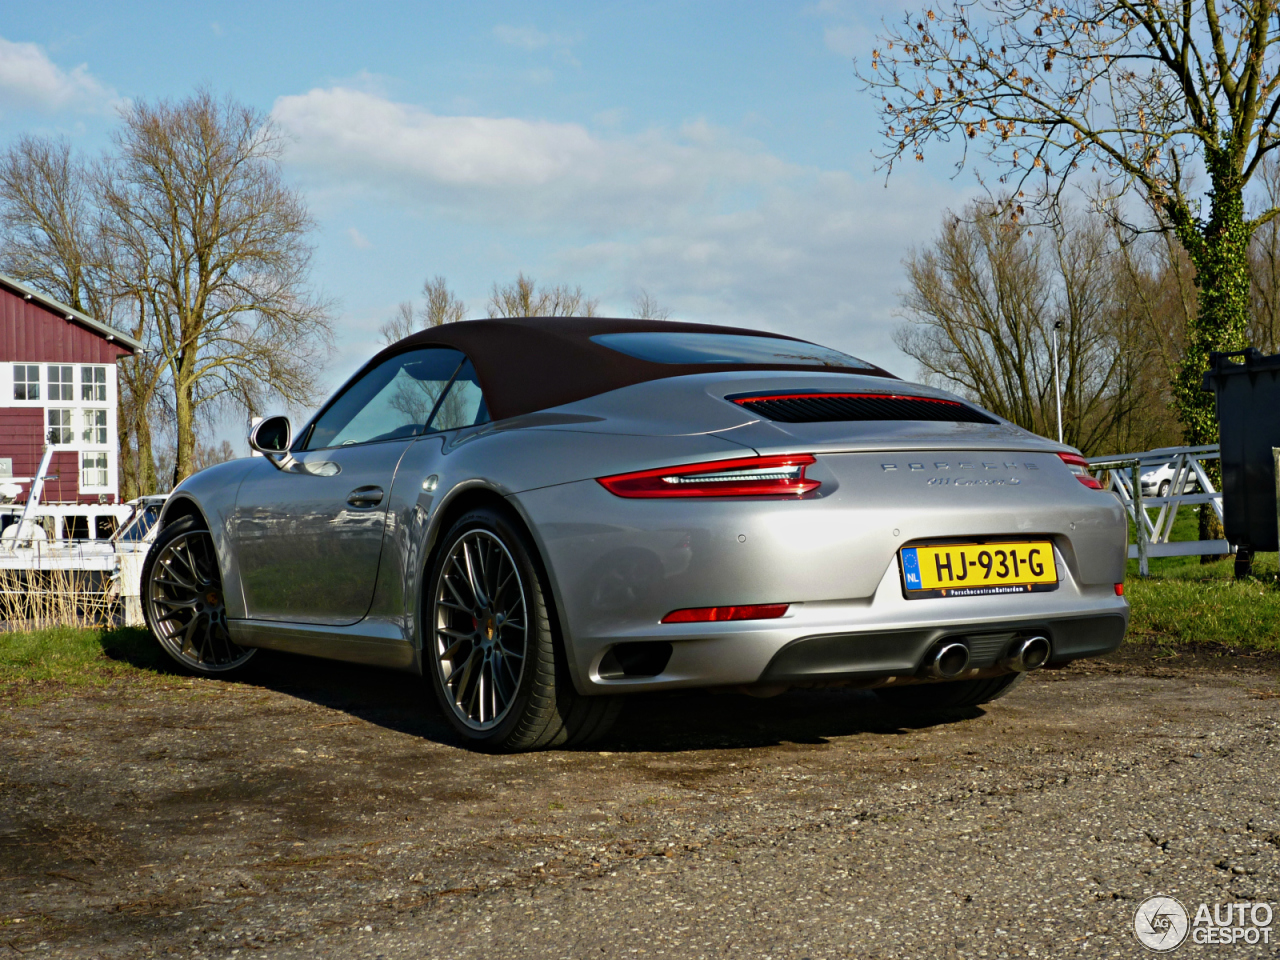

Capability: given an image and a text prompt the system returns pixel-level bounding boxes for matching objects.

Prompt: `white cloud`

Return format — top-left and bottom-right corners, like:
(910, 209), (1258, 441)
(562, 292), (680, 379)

(0, 36), (115, 113)
(272, 87), (794, 228)
(493, 24), (555, 50)
(347, 227), (372, 249)
(492, 24), (580, 66)
(272, 86), (969, 372)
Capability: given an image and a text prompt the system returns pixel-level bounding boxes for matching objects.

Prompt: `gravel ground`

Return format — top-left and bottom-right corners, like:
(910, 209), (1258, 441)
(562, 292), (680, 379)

(0, 645), (1277, 959)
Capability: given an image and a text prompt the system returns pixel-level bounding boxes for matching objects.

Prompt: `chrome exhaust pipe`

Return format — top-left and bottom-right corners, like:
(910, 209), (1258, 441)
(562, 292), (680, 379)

(1000, 635), (1051, 673)
(925, 641), (970, 679)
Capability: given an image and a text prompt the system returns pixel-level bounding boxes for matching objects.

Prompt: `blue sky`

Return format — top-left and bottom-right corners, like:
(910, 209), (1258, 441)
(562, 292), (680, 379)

(0, 1), (978, 423)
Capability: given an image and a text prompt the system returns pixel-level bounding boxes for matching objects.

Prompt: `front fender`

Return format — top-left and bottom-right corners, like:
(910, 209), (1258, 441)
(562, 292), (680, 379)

(161, 458), (260, 619)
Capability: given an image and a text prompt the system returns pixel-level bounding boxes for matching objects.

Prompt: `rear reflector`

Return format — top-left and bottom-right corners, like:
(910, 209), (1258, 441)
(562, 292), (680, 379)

(661, 603), (790, 624)
(1114, 583), (1124, 596)
(1057, 452), (1104, 489)
(598, 454), (819, 498)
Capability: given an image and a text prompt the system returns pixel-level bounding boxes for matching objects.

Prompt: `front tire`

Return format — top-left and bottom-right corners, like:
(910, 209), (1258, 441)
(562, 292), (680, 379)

(874, 673), (1024, 712)
(142, 515), (256, 675)
(426, 506), (619, 752)
(1157, 480), (1170, 498)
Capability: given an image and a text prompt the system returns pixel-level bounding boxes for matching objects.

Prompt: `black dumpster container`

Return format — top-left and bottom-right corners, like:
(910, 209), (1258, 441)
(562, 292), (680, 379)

(1203, 348), (1280, 560)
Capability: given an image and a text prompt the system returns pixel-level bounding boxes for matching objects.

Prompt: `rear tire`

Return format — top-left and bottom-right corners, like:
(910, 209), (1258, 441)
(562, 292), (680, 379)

(874, 673), (1024, 711)
(425, 505), (619, 752)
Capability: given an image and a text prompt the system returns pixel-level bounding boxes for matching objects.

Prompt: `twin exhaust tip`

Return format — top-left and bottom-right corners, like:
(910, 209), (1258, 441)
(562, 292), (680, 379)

(924, 635), (1051, 679)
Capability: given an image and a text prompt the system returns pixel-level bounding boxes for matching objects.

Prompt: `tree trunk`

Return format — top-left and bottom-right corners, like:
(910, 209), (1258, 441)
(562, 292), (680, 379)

(117, 414), (137, 503)
(134, 407), (158, 496)
(1169, 149), (1250, 562)
(1171, 155), (1252, 447)
(173, 380), (196, 488)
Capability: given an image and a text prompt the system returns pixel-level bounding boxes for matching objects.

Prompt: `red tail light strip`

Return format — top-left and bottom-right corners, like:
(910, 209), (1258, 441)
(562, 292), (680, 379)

(1057, 452), (1104, 489)
(662, 603), (790, 624)
(597, 454), (819, 498)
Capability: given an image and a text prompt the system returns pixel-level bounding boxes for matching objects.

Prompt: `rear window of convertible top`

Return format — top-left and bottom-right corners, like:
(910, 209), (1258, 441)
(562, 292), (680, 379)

(590, 331), (874, 370)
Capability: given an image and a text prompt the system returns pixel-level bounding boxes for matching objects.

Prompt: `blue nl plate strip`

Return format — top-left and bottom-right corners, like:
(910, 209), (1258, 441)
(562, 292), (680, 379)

(900, 547), (923, 591)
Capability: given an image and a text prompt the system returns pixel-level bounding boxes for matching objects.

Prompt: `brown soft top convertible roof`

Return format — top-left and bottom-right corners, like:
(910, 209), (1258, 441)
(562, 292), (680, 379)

(364, 317), (894, 422)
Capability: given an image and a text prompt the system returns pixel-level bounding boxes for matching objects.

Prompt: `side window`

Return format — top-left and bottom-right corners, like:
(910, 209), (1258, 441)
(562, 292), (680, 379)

(428, 359), (489, 432)
(306, 348), (465, 450)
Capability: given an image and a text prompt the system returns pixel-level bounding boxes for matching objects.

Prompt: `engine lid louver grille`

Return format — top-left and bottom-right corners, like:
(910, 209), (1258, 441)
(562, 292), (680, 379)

(728, 392), (999, 425)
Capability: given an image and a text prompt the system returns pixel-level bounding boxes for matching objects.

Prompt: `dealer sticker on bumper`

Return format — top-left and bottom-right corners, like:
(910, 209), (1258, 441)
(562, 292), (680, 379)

(900, 541), (1059, 599)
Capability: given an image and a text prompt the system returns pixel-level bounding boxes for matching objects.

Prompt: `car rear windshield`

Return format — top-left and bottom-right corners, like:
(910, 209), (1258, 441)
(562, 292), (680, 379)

(590, 332), (874, 370)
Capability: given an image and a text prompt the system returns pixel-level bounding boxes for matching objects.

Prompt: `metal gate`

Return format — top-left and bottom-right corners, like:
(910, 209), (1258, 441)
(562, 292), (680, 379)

(1084, 445), (1229, 576)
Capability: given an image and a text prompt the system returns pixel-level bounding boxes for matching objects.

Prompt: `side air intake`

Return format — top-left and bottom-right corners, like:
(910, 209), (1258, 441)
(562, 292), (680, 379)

(729, 392), (999, 425)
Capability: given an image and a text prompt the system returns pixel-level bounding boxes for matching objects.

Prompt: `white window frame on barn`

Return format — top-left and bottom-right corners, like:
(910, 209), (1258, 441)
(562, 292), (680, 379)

(82, 408), (108, 444)
(81, 365), (107, 402)
(47, 364), (74, 401)
(13, 364), (39, 400)
(47, 408), (73, 444)
(81, 451), (109, 489)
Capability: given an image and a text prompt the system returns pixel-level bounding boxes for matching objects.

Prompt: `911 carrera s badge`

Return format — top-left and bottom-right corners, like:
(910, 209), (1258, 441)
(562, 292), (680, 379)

(900, 541), (1059, 599)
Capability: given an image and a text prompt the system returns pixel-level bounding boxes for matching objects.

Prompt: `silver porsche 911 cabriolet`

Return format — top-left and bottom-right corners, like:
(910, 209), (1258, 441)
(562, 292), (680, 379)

(143, 318), (1128, 751)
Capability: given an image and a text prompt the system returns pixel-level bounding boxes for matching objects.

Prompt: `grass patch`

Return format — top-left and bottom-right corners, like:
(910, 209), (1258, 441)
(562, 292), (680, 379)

(1126, 575), (1280, 652)
(0, 625), (171, 690)
(1123, 502), (1280, 651)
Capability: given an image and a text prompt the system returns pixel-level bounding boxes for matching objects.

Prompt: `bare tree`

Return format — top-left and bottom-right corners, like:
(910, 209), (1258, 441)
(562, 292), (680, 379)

(378, 275), (468, 345)
(421, 275), (467, 326)
(861, 0), (1280, 448)
(631, 288), (671, 320)
(191, 438), (237, 472)
(487, 272), (599, 318)
(1251, 156), (1280, 354)
(898, 200), (1163, 454)
(100, 91), (334, 485)
(379, 301), (417, 346)
(0, 136), (163, 499)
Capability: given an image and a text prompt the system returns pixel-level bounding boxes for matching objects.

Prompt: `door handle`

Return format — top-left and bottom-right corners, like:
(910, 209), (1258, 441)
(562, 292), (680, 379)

(346, 486), (384, 508)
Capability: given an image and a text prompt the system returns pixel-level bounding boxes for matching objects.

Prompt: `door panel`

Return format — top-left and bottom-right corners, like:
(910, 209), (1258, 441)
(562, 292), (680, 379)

(232, 442), (412, 624)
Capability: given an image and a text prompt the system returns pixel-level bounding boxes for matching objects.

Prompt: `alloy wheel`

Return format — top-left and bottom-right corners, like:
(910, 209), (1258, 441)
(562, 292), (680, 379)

(433, 529), (529, 730)
(147, 529), (253, 672)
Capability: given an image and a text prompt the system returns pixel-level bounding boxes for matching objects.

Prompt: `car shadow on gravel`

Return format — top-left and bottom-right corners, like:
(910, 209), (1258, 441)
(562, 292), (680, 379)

(210, 648), (980, 753)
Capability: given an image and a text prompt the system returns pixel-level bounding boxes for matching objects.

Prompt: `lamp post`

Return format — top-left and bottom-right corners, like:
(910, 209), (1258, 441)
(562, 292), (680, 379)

(1052, 320), (1064, 444)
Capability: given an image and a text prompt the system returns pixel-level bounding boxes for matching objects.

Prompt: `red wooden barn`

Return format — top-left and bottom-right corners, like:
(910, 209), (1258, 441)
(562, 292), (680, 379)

(0, 273), (141, 504)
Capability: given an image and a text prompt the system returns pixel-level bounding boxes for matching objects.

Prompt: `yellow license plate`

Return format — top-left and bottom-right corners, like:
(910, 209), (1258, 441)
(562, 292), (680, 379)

(900, 541), (1058, 599)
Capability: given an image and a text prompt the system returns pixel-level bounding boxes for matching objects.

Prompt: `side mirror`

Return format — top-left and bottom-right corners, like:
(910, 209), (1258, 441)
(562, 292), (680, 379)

(249, 416), (295, 470)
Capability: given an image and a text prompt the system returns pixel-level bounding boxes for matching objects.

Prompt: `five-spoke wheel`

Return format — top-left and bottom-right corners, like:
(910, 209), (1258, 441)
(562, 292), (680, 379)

(143, 515), (255, 674)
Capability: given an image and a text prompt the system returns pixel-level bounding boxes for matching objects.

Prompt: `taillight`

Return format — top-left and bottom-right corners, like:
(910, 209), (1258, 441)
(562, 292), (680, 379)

(1114, 583), (1124, 596)
(662, 604), (790, 623)
(1057, 452), (1103, 489)
(597, 454), (819, 498)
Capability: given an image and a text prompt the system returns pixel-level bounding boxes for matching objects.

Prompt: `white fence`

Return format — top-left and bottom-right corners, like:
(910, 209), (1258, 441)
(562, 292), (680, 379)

(1085, 445), (1230, 577)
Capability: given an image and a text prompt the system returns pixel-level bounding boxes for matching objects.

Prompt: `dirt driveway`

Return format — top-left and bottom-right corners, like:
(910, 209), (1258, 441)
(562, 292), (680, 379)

(1, 646), (1277, 959)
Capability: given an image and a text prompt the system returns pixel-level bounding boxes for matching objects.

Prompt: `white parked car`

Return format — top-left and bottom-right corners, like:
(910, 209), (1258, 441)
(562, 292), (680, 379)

(1139, 460), (1199, 498)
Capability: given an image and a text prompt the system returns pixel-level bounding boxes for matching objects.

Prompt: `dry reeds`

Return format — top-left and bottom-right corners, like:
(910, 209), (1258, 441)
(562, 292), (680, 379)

(0, 565), (118, 632)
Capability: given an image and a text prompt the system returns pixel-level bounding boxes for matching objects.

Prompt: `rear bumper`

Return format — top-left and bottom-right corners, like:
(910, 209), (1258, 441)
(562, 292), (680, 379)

(513, 474), (1129, 693)
(563, 558), (1128, 692)
(758, 612), (1125, 683)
